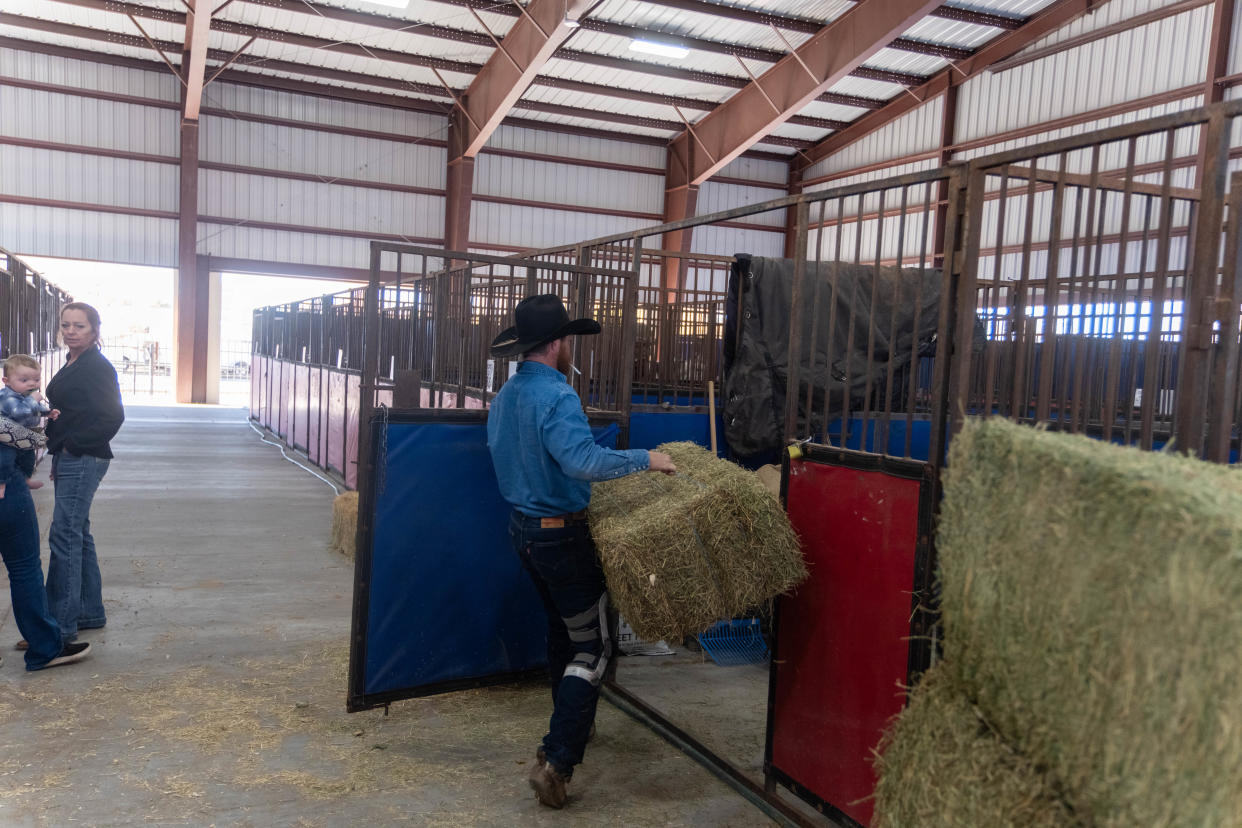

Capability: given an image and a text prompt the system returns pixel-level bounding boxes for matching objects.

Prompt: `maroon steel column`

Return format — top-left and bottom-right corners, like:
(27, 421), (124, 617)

(445, 105), (476, 254)
(175, 119), (205, 403)
(660, 140), (699, 293)
(783, 162), (803, 259)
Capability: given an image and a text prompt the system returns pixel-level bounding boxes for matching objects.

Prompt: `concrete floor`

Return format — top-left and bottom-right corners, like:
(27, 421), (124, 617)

(0, 404), (774, 827)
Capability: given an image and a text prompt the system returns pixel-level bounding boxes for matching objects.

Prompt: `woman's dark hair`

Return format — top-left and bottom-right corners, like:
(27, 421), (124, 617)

(61, 301), (103, 348)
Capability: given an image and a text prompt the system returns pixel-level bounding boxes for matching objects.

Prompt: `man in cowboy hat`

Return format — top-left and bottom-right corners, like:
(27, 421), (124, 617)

(486, 294), (676, 809)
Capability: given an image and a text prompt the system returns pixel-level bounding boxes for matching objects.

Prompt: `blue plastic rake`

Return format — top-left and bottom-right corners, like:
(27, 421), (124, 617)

(697, 618), (769, 666)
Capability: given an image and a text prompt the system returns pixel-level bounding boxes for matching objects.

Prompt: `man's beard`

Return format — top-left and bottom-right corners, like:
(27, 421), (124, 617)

(558, 340), (572, 375)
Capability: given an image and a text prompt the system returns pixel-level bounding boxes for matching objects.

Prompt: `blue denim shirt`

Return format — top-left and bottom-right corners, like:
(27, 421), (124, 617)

(487, 361), (649, 517)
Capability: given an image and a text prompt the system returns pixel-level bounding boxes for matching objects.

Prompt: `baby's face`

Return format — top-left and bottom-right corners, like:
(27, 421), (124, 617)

(4, 367), (40, 395)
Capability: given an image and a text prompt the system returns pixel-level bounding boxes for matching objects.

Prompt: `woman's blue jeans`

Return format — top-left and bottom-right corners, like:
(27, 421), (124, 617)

(45, 452), (110, 644)
(509, 511), (612, 778)
(0, 474), (64, 669)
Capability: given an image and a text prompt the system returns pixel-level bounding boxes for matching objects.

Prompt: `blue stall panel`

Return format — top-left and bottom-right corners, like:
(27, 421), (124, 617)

(362, 419), (546, 698)
(350, 413), (621, 708)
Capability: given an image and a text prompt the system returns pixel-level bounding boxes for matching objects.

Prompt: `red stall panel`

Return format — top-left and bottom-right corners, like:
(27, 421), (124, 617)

(766, 446), (934, 828)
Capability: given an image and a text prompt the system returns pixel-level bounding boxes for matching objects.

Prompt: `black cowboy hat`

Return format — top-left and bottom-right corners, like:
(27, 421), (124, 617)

(489, 294), (601, 358)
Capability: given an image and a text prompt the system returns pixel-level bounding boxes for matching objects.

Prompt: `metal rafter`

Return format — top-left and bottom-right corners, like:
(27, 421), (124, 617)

(212, 0), (911, 99)
(631, 0), (1026, 33)
(455, 0), (596, 157)
(795, 0), (1098, 173)
(666, 0), (943, 188)
(36, 1), (851, 135)
(181, 0), (212, 120)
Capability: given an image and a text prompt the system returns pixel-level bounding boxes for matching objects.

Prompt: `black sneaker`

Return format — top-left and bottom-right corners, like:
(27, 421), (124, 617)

(42, 641), (91, 669)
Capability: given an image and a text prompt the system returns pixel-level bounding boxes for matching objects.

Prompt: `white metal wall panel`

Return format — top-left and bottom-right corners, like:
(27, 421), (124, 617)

(0, 46), (180, 103)
(715, 155), (788, 186)
(804, 159), (942, 195)
(696, 182), (786, 226)
(197, 223), (373, 270)
(956, 97), (1204, 163)
(956, 5), (1210, 145)
(473, 154), (661, 215)
(199, 170), (443, 242)
(691, 225), (783, 259)
(0, 202), (176, 266)
(199, 115), (445, 189)
(1022, 0), (1207, 52)
(803, 98), (944, 182)
(469, 202), (649, 251)
(204, 81), (446, 141)
(1, 145), (176, 212)
(0, 86), (178, 155)
(486, 123), (665, 170)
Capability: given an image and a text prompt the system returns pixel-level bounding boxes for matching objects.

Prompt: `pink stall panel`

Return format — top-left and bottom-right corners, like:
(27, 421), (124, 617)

(307, 367), (322, 466)
(278, 361), (294, 441)
(293, 364), (311, 451)
(326, 370), (347, 477)
(249, 355), (261, 420)
(344, 372), (361, 489)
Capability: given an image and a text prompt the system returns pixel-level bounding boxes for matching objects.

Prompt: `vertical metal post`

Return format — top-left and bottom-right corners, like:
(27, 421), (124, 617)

(617, 238), (643, 448)
(1176, 109), (1230, 456)
(1206, 170), (1242, 461)
(947, 166), (987, 440)
(929, 165), (966, 472)
(782, 200), (810, 443)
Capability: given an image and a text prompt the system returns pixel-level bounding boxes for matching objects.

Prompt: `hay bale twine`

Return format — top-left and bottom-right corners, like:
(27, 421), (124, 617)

(939, 419), (1242, 826)
(874, 665), (1079, 828)
(588, 441), (804, 642)
(331, 491), (359, 559)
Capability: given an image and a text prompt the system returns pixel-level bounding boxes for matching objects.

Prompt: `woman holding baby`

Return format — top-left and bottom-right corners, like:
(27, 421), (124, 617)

(0, 302), (122, 669)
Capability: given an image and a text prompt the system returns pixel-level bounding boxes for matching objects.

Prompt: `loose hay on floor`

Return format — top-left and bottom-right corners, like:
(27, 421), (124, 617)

(589, 441), (805, 642)
(331, 491), (359, 558)
(938, 419), (1242, 827)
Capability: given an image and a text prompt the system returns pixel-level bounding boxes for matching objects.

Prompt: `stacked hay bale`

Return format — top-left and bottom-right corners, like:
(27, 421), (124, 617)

(875, 419), (1242, 827)
(331, 491), (359, 559)
(589, 441), (805, 642)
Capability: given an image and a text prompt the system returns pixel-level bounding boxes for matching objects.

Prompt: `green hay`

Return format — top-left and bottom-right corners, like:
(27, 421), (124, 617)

(939, 419), (1242, 827)
(331, 491), (358, 559)
(874, 665), (1080, 828)
(589, 441), (805, 642)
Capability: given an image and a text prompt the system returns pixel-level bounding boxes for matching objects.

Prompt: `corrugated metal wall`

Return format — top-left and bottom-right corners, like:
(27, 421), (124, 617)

(803, 1), (1216, 189)
(0, 47), (179, 266)
(196, 81), (447, 268)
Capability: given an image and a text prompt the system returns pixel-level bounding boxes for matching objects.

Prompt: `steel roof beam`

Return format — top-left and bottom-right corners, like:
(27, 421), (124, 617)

(795, 0), (1098, 172)
(667, 0), (942, 189)
(456, 0), (596, 157)
(212, 0), (904, 102)
(633, 0), (1025, 33)
(181, 0), (212, 120)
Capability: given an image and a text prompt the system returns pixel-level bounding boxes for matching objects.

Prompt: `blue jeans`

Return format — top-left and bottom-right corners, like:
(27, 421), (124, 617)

(46, 452), (110, 643)
(509, 511), (612, 778)
(0, 474), (64, 669)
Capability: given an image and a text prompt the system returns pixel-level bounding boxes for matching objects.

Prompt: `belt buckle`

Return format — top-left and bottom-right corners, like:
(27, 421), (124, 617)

(540, 517), (566, 529)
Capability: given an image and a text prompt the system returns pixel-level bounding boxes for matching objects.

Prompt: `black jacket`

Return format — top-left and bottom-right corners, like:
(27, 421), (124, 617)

(45, 347), (125, 459)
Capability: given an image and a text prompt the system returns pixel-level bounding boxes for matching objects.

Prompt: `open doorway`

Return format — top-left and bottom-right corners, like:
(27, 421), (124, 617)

(219, 273), (359, 408)
(19, 256), (174, 403)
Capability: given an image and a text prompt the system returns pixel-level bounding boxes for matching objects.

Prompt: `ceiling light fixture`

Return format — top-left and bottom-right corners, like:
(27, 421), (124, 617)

(629, 39), (690, 60)
(359, 0), (410, 8)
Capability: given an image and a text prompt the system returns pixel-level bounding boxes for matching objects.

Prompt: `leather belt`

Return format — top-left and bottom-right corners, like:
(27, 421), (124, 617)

(539, 508), (589, 529)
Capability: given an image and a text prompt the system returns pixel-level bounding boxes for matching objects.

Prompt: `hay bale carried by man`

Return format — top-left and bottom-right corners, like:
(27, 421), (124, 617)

(589, 441), (805, 642)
